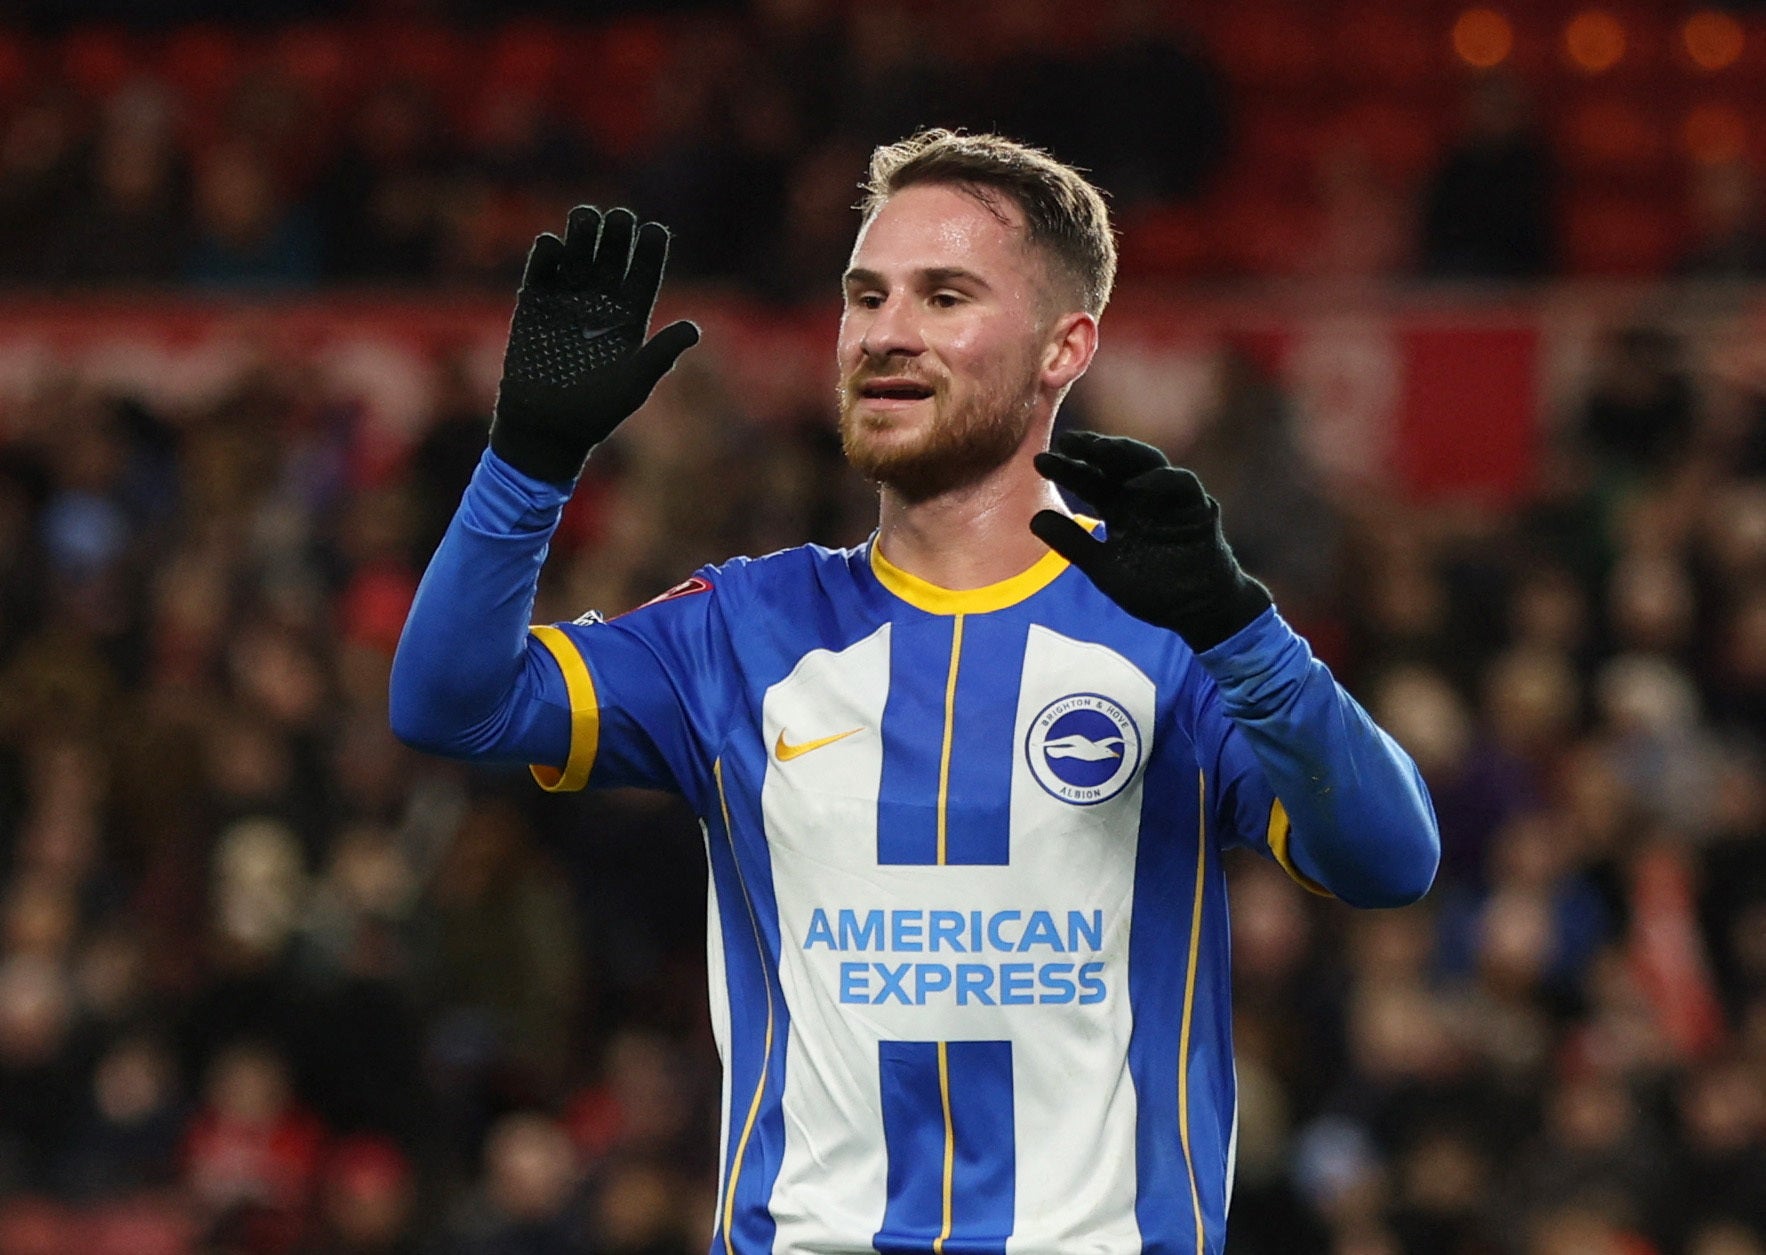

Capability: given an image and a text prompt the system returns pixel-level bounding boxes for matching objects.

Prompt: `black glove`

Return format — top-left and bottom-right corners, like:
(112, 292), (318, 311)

(490, 206), (701, 483)
(1031, 430), (1272, 652)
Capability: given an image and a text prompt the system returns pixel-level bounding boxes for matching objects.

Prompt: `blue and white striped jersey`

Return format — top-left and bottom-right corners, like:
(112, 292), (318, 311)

(531, 540), (1349, 1254)
(390, 450), (1440, 1255)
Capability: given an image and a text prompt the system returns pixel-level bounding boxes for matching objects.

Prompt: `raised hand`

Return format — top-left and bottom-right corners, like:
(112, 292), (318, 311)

(489, 206), (701, 483)
(1030, 430), (1272, 652)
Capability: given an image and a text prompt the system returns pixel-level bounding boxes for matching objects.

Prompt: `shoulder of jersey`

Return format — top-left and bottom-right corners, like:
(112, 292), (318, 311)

(703, 541), (866, 602)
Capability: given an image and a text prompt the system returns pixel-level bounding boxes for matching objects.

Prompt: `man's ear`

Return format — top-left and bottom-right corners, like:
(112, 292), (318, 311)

(1042, 311), (1099, 392)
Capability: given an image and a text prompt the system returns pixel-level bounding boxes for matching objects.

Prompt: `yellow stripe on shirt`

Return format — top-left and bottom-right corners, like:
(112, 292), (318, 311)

(527, 625), (599, 792)
(935, 615), (964, 866)
(934, 1039), (955, 1253)
(1266, 797), (1334, 897)
(1179, 769), (1209, 1253)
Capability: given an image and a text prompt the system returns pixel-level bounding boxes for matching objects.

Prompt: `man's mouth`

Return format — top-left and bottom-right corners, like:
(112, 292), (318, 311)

(856, 378), (935, 403)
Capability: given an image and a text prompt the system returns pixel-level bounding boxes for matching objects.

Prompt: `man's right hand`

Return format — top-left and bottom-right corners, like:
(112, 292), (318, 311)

(489, 206), (700, 484)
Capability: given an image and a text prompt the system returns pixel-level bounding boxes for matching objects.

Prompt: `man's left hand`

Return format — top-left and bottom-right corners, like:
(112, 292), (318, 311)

(1031, 430), (1272, 653)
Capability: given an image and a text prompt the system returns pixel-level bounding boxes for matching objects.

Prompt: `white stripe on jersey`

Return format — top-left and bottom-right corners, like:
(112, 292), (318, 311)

(1004, 626), (1152, 1251)
(763, 625), (895, 1251)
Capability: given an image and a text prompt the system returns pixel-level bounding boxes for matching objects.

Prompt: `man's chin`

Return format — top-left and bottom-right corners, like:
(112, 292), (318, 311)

(841, 411), (1024, 502)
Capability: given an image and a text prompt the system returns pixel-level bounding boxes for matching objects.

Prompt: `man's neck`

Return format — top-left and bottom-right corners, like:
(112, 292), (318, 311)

(874, 449), (1070, 592)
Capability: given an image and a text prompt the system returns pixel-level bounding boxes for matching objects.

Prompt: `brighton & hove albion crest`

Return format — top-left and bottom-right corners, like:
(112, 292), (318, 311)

(1025, 692), (1143, 805)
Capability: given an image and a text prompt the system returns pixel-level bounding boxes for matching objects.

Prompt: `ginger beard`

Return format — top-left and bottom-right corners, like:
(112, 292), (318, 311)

(837, 342), (1042, 502)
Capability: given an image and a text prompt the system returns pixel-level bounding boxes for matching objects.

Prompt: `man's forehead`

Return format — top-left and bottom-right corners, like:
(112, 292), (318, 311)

(850, 182), (1032, 273)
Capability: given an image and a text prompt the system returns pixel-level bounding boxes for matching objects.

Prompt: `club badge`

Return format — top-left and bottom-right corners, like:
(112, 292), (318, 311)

(1025, 692), (1143, 805)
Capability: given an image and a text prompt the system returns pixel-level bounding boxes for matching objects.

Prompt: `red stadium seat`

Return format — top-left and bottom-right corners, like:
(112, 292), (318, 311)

(1680, 99), (1752, 167)
(1562, 193), (1681, 274)
(1557, 95), (1672, 187)
(371, 23), (469, 98)
(972, 0), (1105, 54)
(61, 26), (140, 101)
(270, 23), (362, 114)
(1671, 8), (1751, 80)
(86, 1200), (195, 1255)
(1557, 5), (1671, 84)
(485, 20), (569, 96)
(0, 32), (30, 107)
(157, 24), (247, 111)
(1116, 203), (1213, 281)
(1235, 105), (1331, 197)
(1331, 4), (1440, 95)
(1327, 98), (1445, 181)
(1208, 192), (1315, 277)
(1205, 2), (1327, 95)
(569, 18), (672, 158)
(0, 1199), (77, 1255)
(1486, 5), (1567, 82)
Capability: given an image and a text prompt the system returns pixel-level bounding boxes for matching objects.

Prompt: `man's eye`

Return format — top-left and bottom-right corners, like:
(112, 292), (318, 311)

(854, 293), (884, 309)
(931, 292), (962, 308)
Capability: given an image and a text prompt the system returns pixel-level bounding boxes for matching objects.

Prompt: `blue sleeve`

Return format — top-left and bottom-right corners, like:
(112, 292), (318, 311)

(389, 450), (733, 809)
(389, 450), (576, 771)
(1189, 608), (1440, 908)
(536, 570), (739, 807)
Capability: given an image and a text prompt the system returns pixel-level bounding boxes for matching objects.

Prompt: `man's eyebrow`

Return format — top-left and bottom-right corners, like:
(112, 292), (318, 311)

(922, 266), (990, 290)
(841, 266), (992, 290)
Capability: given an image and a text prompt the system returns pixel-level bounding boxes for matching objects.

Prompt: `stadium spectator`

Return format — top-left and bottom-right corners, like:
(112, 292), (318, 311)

(295, 1134), (419, 1255)
(1678, 160), (1766, 282)
(1420, 73), (1557, 280)
(437, 1111), (585, 1255)
(186, 142), (322, 289)
(54, 1033), (187, 1201)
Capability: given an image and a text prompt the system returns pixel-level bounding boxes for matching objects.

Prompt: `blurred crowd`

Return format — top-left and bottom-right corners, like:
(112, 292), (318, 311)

(1213, 319), (1766, 1255)
(0, 0), (1228, 299)
(2, 0), (1763, 296)
(0, 2), (1764, 1255)
(0, 288), (1763, 1255)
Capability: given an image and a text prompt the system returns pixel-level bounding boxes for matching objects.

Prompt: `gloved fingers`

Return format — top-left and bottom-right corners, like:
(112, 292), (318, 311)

(1029, 509), (1107, 573)
(1054, 430), (1169, 483)
(559, 205), (603, 286)
(623, 221), (673, 324)
(627, 320), (701, 393)
(1034, 450), (1117, 510)
(519, 233), (565, 290)
(1128, 465), (1212, 516)
(564, 205), (602, 250)
(590, 208), (637, 291)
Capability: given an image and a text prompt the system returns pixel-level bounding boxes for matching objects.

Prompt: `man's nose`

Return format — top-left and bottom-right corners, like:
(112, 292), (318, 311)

(860, 295), (924, 358)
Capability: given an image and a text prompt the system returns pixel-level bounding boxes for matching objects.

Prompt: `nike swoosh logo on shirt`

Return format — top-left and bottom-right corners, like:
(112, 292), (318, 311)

(775, 727), (863, 761)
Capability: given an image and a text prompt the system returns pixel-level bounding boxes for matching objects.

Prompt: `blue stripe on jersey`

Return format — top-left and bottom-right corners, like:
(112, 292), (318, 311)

(945, 1040), (1015, 1245)
(708, 751), (790, 1255)
(1127, 705), (1197, 1251)
(877, 617), (956, 865)
(876, 1041), (945, 1248)
(942, 617), (1023, 866)
(875, 1040), (1015, 1253)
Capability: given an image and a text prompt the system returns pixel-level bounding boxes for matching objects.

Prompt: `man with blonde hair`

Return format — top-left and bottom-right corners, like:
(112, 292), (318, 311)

(393, 129), (1438, 1252)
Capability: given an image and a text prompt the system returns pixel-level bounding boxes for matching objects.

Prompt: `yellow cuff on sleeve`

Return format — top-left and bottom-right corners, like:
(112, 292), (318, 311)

(1267, 798), (1334, 897)
(528, 625), (599, 793)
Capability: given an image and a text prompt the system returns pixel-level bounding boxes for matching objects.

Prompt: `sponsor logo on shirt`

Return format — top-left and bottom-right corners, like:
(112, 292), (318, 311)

(803, 907), (1110, 1007)
(1025, 693), (1143, 805)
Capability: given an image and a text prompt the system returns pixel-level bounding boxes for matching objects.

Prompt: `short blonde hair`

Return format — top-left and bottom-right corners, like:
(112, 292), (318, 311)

(859, 128), (1118, 316)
